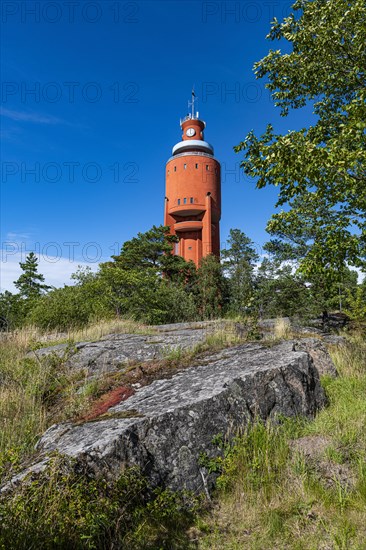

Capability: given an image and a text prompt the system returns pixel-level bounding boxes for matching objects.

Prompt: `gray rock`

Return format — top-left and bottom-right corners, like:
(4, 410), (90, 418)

(27, 341), (89, 360)
(12, 341), (327, 495)
(27, 325), (222, 376)
(292, 337), (338, 377)
(321, 334), (347, 346)
(26, 321), (341, 383)
(152, 320), (225, 332)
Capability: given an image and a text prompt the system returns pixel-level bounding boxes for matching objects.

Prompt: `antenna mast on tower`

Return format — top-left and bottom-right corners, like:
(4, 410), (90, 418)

(188, 88), (198, 119)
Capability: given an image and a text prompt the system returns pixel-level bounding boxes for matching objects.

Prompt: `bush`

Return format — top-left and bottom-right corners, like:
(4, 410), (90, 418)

(0, 456), (202, 550)
(27, 284), (106, 331)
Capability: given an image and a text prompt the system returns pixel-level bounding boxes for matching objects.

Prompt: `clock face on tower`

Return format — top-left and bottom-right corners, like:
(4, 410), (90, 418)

(186, 128), (196, 137)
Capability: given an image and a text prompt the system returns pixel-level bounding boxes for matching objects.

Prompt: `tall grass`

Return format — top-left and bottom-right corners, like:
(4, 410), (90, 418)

(0, 337), (48, 476)
(0, 317), (155, 474)
(197, 333), (366, 549)
(262, 317), (294, 342)
(273, 317), (293, 340)
(0, 336), (82, 480)
(0, 456), (202, 550)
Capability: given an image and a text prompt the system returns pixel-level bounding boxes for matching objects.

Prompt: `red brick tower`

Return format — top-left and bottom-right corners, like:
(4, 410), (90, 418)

(164, 94), (221, 266)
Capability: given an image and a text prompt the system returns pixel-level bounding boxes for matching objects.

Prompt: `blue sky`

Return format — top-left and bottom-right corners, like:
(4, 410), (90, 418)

(1, 0), (310, 291)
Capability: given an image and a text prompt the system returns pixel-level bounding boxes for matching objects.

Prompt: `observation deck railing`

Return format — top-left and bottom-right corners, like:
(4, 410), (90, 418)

(166, 151), (214, 164)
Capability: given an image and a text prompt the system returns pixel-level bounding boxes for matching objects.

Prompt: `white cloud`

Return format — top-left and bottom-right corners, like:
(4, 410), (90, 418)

(0, 108), (84, 130)
(6, 232), (32, 241)
(0, 107), (66, 125)
(0, 251), (99, 292)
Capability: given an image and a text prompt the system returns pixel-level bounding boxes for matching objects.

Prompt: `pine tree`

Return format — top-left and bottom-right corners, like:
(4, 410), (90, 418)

(112, 225), (178, 273)
(14, 252), (50, 299)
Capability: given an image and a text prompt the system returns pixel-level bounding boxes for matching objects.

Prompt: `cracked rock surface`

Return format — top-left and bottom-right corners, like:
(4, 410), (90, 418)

(28, 323), (221, 375)
(19, 339), (329, 494)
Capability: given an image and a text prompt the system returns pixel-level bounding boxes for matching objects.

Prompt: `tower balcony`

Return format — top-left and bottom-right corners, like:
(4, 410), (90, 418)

(174, 221), (203, 232)
(172, 140), (214, 156)
(169, 203), (206, 217)
(166, 151), (215, 164)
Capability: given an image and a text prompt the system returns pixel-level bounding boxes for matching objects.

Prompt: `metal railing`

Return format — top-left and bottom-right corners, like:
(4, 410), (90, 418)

(166, 151), (214, 164)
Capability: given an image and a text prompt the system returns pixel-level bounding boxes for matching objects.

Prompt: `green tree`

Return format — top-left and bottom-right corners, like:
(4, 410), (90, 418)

(111, 224), (197, 285)
(70, 265), (96, 285)
(326, 267), (359, 312)
(0, 291), (26, 331)
(196, 255), (227, 319)
(264, 235), (359, 315)
(112, 225), (181, 275)
(236, 0), (366, 276)
(254, 257), (313, 319)
(152, 281), (198, 324)
(96, 263), (158, 320)
(96, 263), (198, 325)
(14, 252), (50, 299)
(221, 229), (259, 268)
(221, 229), (259, 316)
(344, 277), (366, 321)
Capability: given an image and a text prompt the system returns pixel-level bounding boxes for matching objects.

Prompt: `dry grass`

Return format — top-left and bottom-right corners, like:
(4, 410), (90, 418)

(273, 317), (293, 340)
(262, 317), (294, 342)
(0, 341), (118, 482)
(69, 318), (156, 341)
(0, 325), (44, 348)
(0, 318), (155, 349)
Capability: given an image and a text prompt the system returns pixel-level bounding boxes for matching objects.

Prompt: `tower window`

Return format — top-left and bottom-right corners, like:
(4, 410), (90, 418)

(184, 163), (187, 169)
(190, 197), (193, 204)
(206, 165), (209, 171)
(174, 166), (177, 172)
(184, 198), (187, 204)
(188, 246), (192, 250)
(195, 163), (198, 169)
(178, 198), (181, 205)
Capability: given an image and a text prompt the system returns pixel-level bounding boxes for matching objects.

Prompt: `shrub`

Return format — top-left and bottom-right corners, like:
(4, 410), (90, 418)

(0, 456), (202, 550)
(27, 284), (105, 331)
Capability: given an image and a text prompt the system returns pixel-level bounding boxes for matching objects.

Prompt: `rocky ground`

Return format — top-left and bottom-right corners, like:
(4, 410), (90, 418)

(4, 320), (340, 495)
(27, 321), (226, 375)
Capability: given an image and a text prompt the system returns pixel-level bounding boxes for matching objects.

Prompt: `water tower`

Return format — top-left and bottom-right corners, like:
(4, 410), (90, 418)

(164, 93), (221, 266)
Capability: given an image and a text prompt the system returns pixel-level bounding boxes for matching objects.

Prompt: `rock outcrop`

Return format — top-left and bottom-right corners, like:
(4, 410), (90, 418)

(292, 337), (338, 377)
(10, 338), (331, 495)
(28, 322), (223, 376)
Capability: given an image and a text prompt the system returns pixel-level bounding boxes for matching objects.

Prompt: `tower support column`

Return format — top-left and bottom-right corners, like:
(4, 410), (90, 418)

(202, 193), (212, 257)
(164, 197), (169, 226)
